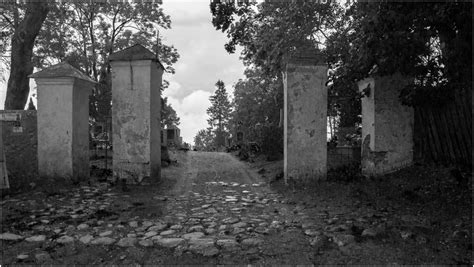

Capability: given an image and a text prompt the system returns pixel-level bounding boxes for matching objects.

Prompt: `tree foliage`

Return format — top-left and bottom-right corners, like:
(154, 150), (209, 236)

(1, 2), (181, 125)
(161, 97), (180, 128)
(231, 67), (283, 154)
(206, 80), (232, 147)
(211, 1), (343, 76)
(211, 1), (472, 152)
(193, 128), (215, 151)
(326, 2), (472, 106)
(35, 3), (179, 121)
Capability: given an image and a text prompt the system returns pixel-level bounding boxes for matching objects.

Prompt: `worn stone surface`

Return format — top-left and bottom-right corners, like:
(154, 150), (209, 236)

(79, 235), (94, 244)
(0, 233), (24, 241)
(91, 237), (116, 245)
(99, 230), (113, 237)
(148, 223), (168, 232)
(358, 74), (413, 176)
(17, 254), (29, 260)
(117, 237), (138, 247)
(188, 238), (219, 256)
(217, 239), (239, 251)
(77, 223), (89, 230)
(283, 58), (328, 182)
(332, 234), (355, 247)
(155, 238), (184, 248)
(110, 45), (163, 182)
(25, 235), (46, 242)
(35, 252), (51, 263)
(241, 238), (263, 247)
(56, 235), (75, 244)
(160, 230), (176, 236)
(144, 231), (158, 238)
(32, 63), (93, 181)
(183, 232), (205, 240)
(139, 239), (154, 247)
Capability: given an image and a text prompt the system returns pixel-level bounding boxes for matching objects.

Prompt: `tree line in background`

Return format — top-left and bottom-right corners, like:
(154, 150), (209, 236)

(0, 2), (181, 128)
(200, 0), (471, 158)
(194, 80), (232, 151)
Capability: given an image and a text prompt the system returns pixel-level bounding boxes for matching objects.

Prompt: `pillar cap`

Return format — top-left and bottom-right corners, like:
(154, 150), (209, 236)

(286, 47), (325, 66)
(109, 44), (165, 70)
(29, 62), (96, 84)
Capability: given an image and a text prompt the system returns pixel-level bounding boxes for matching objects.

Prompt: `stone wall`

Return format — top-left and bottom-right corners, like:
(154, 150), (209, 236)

(1, 110), (38, 190)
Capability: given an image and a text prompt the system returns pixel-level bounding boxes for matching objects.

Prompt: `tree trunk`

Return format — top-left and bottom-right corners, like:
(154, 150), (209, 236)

(4, 3), (49, 110)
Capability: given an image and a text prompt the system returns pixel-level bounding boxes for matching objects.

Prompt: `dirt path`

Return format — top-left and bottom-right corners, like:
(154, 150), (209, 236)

(156, 151), (313, 264)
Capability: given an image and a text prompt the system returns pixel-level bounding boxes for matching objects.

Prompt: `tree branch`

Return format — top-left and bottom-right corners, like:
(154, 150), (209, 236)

(2, 14), (14, 27)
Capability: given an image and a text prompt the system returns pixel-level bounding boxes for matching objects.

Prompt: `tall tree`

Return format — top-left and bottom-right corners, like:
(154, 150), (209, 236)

(2, 2), (49, 109)
(207, 80), (232, 147)
(194, 128), (215, 151)
(231, 67), (283, 154)
(161, 97), (180, 128)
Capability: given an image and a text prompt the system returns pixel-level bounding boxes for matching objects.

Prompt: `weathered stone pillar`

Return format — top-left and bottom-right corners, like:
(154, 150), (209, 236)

(358, 74), (414, 176)
(30, 62), (94, 181)
(283, 49), (328, 183)
(109, 44), (163, 183)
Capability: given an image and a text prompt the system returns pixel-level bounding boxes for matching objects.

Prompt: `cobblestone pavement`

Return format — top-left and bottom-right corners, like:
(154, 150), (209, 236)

(1, 152), (470, 265)
(0, 152), (320, 264)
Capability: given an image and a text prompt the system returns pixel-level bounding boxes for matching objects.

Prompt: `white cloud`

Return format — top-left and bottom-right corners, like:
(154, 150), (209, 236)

(165, 81), (182, 98)
(167, 90), (212, 144)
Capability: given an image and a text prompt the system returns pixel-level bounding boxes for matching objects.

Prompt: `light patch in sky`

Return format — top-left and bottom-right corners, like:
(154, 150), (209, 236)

(167, 90), (212, 144)
(161, 1), (245, 143)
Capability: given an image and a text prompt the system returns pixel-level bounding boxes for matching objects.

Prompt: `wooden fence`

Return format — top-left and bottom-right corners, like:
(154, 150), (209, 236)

(414, 87), (472, 168)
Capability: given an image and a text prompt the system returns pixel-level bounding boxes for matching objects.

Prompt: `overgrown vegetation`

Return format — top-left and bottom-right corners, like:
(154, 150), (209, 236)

(209, 1), (471, 161)
(1, 2), (181, 126)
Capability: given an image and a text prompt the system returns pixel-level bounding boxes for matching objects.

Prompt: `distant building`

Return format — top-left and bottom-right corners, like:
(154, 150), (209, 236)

(161, 128), (167, 147)
(166, 125), (182, 147)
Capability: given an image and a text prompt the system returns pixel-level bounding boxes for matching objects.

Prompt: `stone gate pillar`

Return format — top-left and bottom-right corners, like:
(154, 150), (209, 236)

(30, 62), (94, 181)
(109, 44), (163, 183)
(358, 74), (414, 176)
(283, 49), (328, 183)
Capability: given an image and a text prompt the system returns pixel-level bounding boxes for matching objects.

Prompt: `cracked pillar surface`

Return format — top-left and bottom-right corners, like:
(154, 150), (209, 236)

(30, 62), (94, 181)
(358, 74), (414, 176)
(283, 50), (328, 183)
(109, 44), (163, 183)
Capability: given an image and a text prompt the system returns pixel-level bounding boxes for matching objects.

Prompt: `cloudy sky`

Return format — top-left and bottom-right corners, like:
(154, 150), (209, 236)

(0, 0), (245, 144)
(161, 0), (245, 144)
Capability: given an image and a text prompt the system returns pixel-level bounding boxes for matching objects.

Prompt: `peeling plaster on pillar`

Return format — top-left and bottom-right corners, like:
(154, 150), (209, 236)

(283, 51), (328, 183)
(30, 62), (94, 181)
(110, 45), (163, 183)
(359, 74), (414, 176)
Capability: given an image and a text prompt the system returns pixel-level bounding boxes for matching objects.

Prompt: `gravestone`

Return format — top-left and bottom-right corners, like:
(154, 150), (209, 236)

(30, 62), (94, 181)
(283, 48), (328, 183)
(358, 74), (414, 176)
(109, 44), (163, 183)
